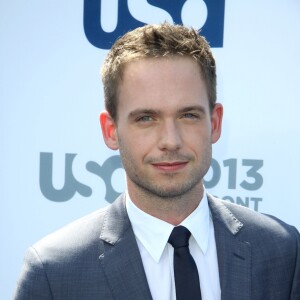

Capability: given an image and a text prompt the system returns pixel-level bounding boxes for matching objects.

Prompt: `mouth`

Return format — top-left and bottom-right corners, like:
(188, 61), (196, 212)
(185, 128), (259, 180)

(151, 161), (188, 172)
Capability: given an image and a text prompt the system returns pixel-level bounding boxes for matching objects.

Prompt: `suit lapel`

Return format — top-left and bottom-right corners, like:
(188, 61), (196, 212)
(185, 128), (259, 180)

(98, 193), (252, 299)
(208, 195), (251, 300)
(99, 195), (152, 300)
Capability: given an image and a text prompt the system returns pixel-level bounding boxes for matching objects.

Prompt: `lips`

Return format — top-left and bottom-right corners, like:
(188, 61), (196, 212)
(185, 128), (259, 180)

(151, 161), (188, 172)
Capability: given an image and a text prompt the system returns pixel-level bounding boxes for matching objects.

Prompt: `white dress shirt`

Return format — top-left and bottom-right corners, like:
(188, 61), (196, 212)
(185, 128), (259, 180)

(126, 190), (221, 300)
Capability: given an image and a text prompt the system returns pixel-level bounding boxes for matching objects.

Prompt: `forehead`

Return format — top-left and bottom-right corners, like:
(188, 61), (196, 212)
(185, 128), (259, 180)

(121, 56), (201, 80)
(120, 57), (204, 93)
(116, 57), (209, 115)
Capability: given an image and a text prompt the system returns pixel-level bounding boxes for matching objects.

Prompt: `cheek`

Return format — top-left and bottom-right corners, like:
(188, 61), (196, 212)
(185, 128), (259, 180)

(131, 128), (158, 146)
(119, 132), (150, 158)
(183, 129), (212, 155)
(184, 126), (211, 142)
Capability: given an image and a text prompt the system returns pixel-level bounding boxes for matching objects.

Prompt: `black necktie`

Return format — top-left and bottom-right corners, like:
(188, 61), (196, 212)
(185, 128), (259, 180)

(168, 226), (202, 300)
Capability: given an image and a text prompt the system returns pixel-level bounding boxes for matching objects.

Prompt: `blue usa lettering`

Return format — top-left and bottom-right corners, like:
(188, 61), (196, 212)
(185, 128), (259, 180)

(83, 0), (225, 49)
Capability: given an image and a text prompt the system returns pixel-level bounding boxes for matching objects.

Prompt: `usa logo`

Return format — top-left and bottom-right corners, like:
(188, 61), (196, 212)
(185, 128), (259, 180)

(83, 0), (225, 49)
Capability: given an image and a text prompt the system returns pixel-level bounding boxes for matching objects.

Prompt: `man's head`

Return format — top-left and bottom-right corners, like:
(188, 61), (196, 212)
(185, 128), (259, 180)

(100, 23), (223, 209)
(101, 22), (216, 122)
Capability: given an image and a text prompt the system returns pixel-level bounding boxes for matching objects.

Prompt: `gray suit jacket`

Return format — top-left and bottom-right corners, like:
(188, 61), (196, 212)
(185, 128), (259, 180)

(14, 194), (300, 299)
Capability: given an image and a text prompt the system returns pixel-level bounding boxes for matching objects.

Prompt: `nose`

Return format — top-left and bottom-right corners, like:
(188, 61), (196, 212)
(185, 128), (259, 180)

(157, 120), (182, 151)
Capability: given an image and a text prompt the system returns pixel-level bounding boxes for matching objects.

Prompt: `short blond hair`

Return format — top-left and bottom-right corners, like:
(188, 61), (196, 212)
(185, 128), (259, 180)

(101, 23), (216, 121)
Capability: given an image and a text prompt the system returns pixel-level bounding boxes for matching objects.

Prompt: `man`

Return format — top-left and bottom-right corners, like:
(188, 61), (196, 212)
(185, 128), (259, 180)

(15, 23), (299, 299)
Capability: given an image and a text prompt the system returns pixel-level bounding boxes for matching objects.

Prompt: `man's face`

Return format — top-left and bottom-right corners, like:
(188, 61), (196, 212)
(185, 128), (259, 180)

(101, 57), (222, 199)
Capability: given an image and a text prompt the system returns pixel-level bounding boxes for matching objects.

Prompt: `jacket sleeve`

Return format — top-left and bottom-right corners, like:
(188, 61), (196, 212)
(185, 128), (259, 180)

(290, 226), (300, 300)
(14, 247), (53, 300)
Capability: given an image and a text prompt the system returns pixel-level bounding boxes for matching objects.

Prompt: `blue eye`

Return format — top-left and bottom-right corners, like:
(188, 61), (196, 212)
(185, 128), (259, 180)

(137, 115), (153, 122)
(182, 113), (199, 119)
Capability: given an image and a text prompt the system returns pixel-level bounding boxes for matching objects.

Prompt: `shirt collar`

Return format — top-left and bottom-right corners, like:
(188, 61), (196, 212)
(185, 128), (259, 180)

(125, 190), (210, 263)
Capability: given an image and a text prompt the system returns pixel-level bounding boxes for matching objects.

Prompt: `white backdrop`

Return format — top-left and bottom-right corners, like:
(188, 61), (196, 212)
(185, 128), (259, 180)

(1, 1), (300, 299)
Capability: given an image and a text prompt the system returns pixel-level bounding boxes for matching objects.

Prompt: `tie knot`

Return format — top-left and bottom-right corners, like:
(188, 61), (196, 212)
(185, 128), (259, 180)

(168, 226), (191, 249)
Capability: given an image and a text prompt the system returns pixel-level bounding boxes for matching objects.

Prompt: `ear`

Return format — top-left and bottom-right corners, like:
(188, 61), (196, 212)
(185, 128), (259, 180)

(99, 111), (119, 150)
(211, 103), (223, 144)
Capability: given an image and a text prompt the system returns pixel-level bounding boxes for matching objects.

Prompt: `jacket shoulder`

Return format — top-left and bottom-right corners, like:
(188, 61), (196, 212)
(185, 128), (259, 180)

(15, 196), (128, 299)
(208, 194), (300, 241)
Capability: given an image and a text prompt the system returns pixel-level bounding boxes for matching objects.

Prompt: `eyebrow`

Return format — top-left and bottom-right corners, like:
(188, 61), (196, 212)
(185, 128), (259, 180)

(128, 109), (158, 119)
(177, 105), (206, 114)
(128, 105), (207, 119)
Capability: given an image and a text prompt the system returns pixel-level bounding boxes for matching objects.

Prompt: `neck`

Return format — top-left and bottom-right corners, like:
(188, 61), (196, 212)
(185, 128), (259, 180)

(127, 181), (204, 226)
